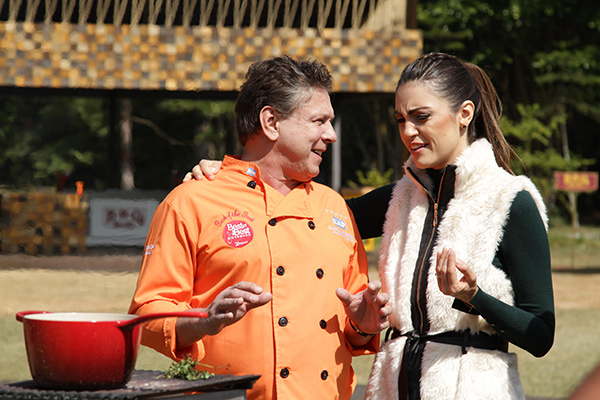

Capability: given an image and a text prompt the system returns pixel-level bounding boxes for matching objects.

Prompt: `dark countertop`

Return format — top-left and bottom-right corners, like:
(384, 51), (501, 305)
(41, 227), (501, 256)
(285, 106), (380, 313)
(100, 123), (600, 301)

(0, 370), (260, 399)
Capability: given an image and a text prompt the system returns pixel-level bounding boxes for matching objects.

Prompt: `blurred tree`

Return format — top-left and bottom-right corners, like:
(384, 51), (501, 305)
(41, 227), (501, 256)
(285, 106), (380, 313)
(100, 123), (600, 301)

(0, 95), (237, 191)
(502, 104), (594, 224)
(0, 96), (110, 190)
(338, 96), (407, 187)
(127, 98), (236, 189)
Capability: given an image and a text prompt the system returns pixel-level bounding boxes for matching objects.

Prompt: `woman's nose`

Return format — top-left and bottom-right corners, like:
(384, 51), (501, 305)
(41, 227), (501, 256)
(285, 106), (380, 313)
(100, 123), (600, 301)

(401, 122), (418, 138)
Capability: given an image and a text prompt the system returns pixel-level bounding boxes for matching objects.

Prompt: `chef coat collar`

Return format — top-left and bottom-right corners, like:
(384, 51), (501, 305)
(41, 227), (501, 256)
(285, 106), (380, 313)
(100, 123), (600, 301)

(223, 155), (314, 220)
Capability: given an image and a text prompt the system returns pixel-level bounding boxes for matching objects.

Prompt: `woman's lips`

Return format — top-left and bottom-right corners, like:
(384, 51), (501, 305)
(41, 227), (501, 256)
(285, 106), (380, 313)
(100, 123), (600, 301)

(410, 143), (428, 153)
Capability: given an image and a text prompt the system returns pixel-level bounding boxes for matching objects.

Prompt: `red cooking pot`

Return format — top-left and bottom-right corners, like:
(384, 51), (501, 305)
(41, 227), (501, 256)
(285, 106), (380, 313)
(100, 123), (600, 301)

(16, 310), (207, 390)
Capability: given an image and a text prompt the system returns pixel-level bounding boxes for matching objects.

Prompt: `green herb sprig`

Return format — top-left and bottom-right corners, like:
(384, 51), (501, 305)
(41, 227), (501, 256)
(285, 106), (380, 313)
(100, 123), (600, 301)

(163, 355), (215, 380)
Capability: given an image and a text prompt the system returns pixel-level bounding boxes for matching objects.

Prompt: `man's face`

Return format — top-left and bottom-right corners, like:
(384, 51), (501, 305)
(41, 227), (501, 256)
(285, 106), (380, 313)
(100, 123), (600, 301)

(275, 89), (337, 183)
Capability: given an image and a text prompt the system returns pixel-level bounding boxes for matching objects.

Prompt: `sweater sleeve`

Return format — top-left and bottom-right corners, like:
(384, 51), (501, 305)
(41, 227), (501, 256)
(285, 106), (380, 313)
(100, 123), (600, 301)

(345, 183), (395, 239)
(469, 190), (555, 357)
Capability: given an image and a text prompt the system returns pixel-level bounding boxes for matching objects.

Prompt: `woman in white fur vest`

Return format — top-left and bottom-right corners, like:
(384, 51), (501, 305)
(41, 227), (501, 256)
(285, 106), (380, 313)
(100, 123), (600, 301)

(364, 53), (555, 400)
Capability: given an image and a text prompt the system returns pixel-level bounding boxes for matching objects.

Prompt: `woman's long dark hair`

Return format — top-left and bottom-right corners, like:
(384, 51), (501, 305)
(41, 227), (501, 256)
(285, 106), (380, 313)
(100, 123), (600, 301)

(397, 52), (515, 174)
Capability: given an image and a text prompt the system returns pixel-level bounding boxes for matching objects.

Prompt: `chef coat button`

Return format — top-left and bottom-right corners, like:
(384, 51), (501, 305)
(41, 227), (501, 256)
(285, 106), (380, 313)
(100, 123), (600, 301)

(269, 218), (277, 226)
(276, 266), (285, 276)
(316, 268), (324, 279)
(247, 180), (257, 189)
(308, 221), (315, 230)
(319, 319), (327, 329)
(279, 317), (288, 326)
(280, 368), (290, 378)
(321, 370), (328, 380)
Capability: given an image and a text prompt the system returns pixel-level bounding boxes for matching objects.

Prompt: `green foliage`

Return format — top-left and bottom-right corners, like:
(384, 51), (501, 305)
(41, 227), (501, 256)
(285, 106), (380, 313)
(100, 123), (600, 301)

(131, 98), (236, 189)
(157, 99), (235, 146)
(532, 43), (600, 126)
(533, 44), (600, 84)
(419, 0), (600, 221)
(502, 103), (594, 172)
(337, 96), (401, 187)
(419, 0), (600, 115)
(501, 103), (594, 203)
(0, 95), (236, 190)
(163, 355), (215, 380)
(0, 96), (109, 188)
(346, 167), (394, 188)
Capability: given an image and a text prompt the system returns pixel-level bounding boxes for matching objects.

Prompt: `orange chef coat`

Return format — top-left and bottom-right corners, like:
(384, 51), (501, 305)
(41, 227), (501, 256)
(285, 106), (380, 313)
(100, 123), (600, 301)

(129, 156), (377, 400)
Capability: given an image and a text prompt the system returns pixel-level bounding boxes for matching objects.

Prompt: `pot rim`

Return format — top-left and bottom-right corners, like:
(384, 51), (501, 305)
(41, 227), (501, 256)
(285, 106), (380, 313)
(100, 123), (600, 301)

(21, 312), (138, 322)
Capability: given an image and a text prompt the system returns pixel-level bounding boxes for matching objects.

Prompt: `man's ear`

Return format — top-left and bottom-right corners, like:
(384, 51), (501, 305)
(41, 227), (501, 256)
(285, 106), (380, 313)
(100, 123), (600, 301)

(260, 106), (279, 142)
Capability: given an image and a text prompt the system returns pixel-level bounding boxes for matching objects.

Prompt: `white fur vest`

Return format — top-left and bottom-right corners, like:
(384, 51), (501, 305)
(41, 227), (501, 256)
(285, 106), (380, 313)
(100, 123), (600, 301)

(365, 139), (547, 400)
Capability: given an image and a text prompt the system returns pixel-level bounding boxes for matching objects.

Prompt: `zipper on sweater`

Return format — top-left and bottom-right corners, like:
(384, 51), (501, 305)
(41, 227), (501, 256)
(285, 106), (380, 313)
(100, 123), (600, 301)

(412, 168), (447, 333)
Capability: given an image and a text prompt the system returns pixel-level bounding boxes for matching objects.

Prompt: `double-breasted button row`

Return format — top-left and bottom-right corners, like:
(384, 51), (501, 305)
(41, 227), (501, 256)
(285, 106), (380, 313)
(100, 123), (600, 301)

(278, 368), (327, 380)
(275, 266), (323, 278)
(279, 317), (328, 330)
(267, 218), (315, 230)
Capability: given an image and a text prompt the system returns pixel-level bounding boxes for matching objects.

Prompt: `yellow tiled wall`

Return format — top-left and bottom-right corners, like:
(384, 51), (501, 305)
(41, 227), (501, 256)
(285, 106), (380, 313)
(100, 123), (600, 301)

(1, 192), (89, 255)
(0, 22), (422, 93)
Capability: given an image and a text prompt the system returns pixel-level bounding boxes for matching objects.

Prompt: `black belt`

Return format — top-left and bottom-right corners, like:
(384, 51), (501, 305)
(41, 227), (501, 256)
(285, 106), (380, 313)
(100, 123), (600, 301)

(385, 328), (508, 400)
(385, 328), (508, 354)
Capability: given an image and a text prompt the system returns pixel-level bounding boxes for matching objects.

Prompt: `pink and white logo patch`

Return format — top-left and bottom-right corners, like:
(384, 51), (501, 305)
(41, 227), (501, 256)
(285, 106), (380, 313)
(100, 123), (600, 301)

(222, 220), (254, 248)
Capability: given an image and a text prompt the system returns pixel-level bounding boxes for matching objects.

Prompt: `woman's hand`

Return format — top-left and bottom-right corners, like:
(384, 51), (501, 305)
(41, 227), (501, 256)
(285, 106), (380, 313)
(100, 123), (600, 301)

(182, 160), (223, 182)
(435, 248), (478, 303)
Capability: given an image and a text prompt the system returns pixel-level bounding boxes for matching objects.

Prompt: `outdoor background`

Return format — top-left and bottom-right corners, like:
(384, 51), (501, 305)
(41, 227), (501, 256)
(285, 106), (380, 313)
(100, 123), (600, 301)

(1, 0), (600, 215)
(1, 1), (600, 399)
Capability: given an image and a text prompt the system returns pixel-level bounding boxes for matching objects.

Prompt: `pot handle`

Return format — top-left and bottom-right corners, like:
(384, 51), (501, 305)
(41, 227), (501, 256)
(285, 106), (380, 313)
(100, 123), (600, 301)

(16, 310), (51, 322)
(118, 311), (208, 329)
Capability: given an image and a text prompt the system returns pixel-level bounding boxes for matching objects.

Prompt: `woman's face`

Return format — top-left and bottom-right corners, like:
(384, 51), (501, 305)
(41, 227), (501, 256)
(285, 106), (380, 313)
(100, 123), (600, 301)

(395, 81), (472, 170)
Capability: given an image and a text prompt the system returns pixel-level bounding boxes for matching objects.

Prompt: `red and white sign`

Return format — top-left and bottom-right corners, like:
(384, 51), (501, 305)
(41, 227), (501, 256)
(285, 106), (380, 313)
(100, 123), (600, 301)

(222, 220), (254, 248)
(102, 207), (146, 229)
(88, 198), (160, 246)
(554, 171), (599, 193)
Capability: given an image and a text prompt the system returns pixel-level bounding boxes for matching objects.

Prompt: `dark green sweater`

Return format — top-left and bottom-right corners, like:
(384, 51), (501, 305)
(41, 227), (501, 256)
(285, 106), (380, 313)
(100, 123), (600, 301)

(345, 185), (555, 357)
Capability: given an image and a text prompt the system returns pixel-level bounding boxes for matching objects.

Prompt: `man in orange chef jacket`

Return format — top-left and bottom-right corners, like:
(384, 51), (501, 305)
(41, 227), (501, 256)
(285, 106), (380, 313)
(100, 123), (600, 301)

(129, 55), (391, 400)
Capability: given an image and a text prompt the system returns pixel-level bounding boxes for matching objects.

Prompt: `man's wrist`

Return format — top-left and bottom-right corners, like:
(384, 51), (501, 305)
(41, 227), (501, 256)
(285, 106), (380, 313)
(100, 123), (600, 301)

(349, 319), (376, 337)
